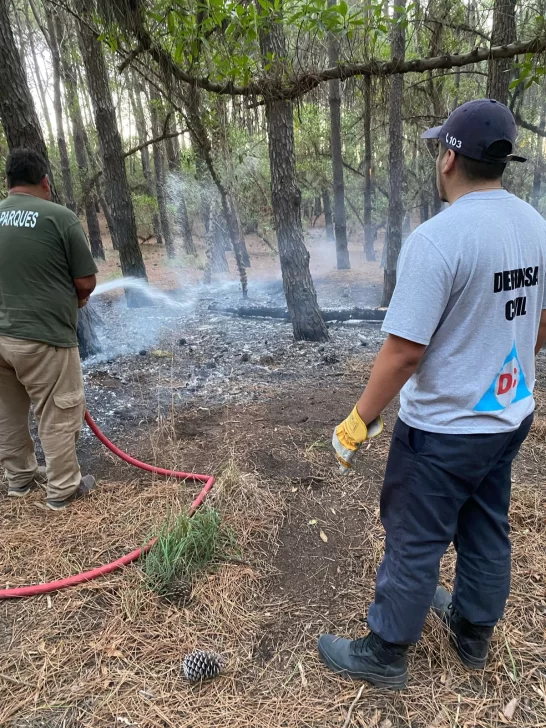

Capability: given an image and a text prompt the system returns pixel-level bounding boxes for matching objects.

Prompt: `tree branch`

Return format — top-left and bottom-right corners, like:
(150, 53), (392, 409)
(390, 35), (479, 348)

(514, 113), (546, 139)
(117, 35), (546, 100)
(29, 0), (50, 44)
(81, 127), (187, 199)
(55, 0), (545, 100)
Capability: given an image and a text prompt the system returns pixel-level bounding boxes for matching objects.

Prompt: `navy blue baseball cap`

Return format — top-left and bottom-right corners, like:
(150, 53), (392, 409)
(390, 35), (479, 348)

(422, 98), (526, 163)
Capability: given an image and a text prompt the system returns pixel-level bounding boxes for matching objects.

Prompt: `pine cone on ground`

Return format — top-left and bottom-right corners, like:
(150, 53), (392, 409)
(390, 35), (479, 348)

(182, 650), (225, 682)
(162, 580), (192, 606)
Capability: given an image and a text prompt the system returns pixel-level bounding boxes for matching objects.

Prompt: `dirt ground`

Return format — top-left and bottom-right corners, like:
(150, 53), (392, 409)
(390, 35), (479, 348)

(0, 229), (545, 727)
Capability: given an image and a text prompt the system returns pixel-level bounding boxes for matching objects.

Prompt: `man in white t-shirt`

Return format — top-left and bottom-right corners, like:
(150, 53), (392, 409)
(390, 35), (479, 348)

(318, 99), (546, 689)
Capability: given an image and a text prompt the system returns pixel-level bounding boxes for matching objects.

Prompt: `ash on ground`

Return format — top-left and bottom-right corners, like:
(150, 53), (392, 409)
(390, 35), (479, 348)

(82, 279), (385, 441)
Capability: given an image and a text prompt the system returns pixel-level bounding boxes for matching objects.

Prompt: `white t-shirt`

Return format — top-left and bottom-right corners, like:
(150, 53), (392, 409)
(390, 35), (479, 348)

(382, 190), (546, 434)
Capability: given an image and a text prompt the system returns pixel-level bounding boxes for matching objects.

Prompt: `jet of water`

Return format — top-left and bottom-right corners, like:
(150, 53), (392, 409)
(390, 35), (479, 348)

(91, 276), (190, 310)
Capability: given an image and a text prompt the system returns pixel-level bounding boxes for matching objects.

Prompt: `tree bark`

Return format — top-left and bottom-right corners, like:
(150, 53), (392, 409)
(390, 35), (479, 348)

(203, 202), (229, 283)
(56, 13), (104, 259)
(487, 0), (517, 104)
(213, 94), (251, 267)
(164, 115), (181, 171)
(426, 4), (446, 219)
(327, 0), (350, 270)
(0, 0), (58, 200)
(162, 105), (195, 255)
(0, 0), (99, 356)
(259, 13), (328, 342)
(75, 0), (147, 300)
(184, 85), (248, 295)
(128, 76), (163, 245)
(531, 111), (545, 211)
(363, 75), (375, 261)
(176, 188), (196, 255)
(323, 189), (334, 241)
(45, 4), (76, 212)
(381, 0), (406, 308)
(149, 87), (175, 258)
(22, 4), (54, 149)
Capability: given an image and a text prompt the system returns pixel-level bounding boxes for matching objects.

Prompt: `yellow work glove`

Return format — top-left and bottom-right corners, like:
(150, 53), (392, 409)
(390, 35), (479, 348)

(332, 406), (383, 472)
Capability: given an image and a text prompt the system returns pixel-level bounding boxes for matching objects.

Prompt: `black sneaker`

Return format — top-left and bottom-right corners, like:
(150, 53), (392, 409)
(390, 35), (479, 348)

(46, 475), (97, 511)
(318, 631), (408, 690)
(431, 585), (493, 670)
(8, 466), (47, 498)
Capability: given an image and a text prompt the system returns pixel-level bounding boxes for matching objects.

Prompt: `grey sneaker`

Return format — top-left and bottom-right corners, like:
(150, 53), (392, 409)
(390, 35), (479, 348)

(432, 585), (493, 670)
(8, 466), (47, 498)
(46, 475), (97, 511)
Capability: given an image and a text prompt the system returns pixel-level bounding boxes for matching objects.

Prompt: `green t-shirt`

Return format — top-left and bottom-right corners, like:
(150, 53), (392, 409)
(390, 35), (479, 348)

(0, 193), (98, 347)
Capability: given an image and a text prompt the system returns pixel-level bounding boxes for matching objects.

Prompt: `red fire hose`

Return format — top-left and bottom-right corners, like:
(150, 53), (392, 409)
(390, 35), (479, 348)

(0, 411), (215, 599)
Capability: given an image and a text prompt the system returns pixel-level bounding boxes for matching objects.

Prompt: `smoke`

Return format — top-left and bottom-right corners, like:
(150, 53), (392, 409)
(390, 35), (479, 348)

(84, 277), (198, 366)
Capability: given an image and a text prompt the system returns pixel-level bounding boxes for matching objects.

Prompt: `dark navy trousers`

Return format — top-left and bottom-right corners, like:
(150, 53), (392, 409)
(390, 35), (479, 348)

(367, 415), (533, 645)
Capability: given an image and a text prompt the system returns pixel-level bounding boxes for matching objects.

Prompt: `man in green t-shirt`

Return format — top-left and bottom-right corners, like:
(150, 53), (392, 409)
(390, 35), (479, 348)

(0, 148), (98, 510)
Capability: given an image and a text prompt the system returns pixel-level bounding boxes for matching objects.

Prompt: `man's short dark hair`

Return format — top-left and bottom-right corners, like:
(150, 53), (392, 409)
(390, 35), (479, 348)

(5, 148), (48, 188)
(440, 141), (507, 182)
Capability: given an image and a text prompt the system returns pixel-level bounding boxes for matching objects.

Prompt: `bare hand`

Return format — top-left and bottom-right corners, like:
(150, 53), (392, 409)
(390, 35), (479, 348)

(78, 297), (90, 308)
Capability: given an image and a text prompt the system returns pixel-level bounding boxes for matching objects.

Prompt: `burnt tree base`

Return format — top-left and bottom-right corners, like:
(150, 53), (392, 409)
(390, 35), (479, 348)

(77, 304), (103, 360)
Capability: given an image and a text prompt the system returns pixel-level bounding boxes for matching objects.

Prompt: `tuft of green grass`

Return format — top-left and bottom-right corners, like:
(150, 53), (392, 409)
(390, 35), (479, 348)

(143, 507), (238, 597)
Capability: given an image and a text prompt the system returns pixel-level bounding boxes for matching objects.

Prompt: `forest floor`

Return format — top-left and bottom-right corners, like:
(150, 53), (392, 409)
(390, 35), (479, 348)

(0, 226), (545, 728)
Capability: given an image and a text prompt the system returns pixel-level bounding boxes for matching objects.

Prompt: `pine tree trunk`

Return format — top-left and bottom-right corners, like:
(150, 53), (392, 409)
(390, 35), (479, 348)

(323, 189), (335, 241)
(531, 111), (545, 210)
(162, 108), (195, 255)
(363, 75), (375, 261)
(487, 0), (517, 104)
(149, 87), (175, 258)
(381, 0), (406, 308)
(229, 194), (251, 266)
(58, 28), (102, 255)
(185, 86), (248, 295)
(260, 15), (328, 342)
(164, 117), (181, 171)
(177, 191), (196, 255)
(0, 0), (99, 357)
(128, 77), (163, 246)
(213, 95), (251, 267)
(327, 0), (350, 270)
(203, 203), (229, 283)
(56, 14), (104, 259)
(45, 4), (76, 212)
(23, 5), (54, 149)
(75, 0), (147, 301)
(0, 0), (58, 200)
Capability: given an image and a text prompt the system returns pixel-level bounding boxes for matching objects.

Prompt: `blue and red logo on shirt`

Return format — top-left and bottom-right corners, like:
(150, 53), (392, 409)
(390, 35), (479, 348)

(474, 344), (532, 412)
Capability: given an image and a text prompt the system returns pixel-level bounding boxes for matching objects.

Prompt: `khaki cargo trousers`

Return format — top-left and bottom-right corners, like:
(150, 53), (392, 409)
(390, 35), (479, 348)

(0, 335), (85, 501)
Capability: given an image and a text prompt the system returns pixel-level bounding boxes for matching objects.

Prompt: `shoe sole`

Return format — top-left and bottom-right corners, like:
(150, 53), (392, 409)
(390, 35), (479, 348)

(7, 470), (47, 498)
(318, 645), (408, 690)
(7, 487), (32, 498)
(45, 501), (71, 511)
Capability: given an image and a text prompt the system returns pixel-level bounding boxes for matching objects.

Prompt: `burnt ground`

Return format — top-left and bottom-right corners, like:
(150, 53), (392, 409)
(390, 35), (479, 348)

(1, 230), (545, 727)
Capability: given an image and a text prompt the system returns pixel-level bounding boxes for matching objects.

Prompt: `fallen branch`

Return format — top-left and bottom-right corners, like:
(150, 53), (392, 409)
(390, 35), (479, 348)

(208, 304), (386, 322)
